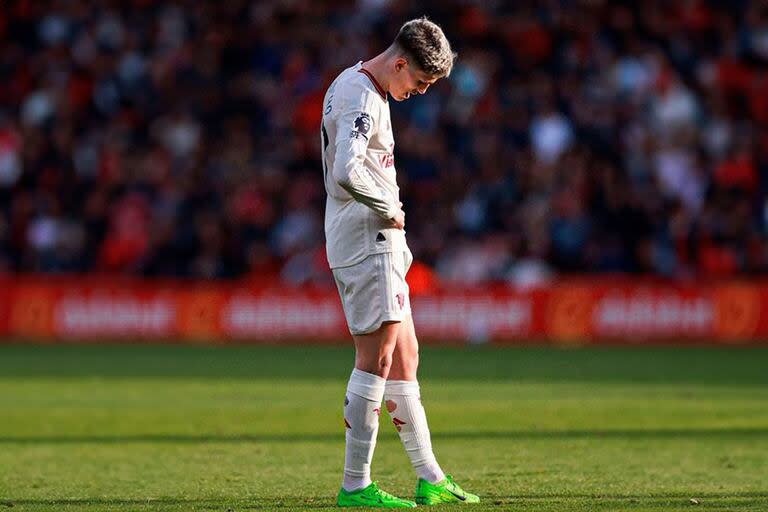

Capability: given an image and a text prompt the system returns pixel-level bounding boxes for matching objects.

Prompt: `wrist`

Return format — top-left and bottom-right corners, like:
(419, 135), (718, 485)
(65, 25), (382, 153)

(384, 203), (399, 220)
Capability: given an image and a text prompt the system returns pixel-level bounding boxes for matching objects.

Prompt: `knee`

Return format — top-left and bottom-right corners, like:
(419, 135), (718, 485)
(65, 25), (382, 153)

(354, 322), (399, 377)
(356, 351), (392, 377)
(377, 352), (393, 375)
(390, 344), (419, 381)
(406, 335), (420, 364)
(400, 351), (419, 380)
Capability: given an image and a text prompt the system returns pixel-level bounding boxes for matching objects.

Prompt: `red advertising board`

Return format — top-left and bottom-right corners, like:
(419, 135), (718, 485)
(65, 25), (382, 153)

(0, 276), (766, 344)
(0, 277), (10, 336)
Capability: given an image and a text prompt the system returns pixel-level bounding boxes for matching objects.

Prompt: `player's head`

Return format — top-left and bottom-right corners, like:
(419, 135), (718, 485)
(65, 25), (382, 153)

(387, 17), (455, 101)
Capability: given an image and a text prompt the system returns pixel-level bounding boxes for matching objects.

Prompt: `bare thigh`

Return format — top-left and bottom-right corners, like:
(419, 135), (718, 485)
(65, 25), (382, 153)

(353, 321), (401, 379)
(388, 313), (419, 381)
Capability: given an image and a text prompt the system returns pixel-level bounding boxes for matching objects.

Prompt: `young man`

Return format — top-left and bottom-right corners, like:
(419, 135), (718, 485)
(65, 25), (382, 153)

(321, 17), (479, 508)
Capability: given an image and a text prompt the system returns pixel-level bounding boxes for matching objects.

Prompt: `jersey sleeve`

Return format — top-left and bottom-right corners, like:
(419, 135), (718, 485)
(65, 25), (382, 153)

(331, 88), (399, 220)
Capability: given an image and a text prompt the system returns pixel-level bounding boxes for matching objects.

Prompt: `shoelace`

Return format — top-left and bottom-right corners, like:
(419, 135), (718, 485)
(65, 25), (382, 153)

(372, 483), (399, 501)
(444, 476), (462, 495)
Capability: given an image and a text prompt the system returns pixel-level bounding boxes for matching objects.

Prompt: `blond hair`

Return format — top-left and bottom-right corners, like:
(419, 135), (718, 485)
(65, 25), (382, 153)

(393, 17), (456, 78)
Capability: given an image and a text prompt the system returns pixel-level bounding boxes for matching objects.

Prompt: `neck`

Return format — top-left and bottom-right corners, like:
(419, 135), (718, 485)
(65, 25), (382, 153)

(362, 51), (391, 93)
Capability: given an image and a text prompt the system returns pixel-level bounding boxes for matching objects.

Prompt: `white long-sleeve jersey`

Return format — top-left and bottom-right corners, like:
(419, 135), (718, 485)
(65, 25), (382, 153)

(321, 61), (408, 269)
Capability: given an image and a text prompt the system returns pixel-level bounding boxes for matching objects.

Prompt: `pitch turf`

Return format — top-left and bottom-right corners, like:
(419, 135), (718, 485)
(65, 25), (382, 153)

(0, 344), (766, 511)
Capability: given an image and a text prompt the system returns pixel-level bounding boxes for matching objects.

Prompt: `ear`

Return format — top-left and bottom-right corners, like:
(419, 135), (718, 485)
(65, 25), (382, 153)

(394, 57), (408, 73)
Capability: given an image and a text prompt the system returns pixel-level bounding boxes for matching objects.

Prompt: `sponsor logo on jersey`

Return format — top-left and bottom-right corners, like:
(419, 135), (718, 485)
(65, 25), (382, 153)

(379, 153), (394, 168)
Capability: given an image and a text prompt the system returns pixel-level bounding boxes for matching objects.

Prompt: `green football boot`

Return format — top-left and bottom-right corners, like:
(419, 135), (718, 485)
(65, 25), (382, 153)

(415, 475), (480, 505)
(337, 482), (417, 508)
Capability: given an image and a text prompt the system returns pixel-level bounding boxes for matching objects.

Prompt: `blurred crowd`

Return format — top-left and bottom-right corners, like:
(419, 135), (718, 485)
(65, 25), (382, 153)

(2, 0), (768, 285)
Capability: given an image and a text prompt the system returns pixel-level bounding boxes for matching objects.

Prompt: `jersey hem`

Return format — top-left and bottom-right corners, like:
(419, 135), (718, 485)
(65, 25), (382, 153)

(327, 246), (410, 270)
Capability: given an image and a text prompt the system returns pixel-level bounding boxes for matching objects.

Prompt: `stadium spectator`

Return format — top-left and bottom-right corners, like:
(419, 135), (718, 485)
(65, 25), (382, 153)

(2, 0), (768, 283)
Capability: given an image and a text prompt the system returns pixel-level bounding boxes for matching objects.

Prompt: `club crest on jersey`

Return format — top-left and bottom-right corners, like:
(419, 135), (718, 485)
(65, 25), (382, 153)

(350, 112), (371, 140)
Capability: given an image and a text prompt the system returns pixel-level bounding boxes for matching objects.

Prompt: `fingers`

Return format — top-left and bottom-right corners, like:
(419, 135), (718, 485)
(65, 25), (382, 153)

(388, 202), (405, 229)
(388, 212), (404, 229)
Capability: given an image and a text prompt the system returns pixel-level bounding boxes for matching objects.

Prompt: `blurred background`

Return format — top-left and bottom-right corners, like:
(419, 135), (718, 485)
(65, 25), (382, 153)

(1, 4), (767, 510)
(2, 0), (768, 343)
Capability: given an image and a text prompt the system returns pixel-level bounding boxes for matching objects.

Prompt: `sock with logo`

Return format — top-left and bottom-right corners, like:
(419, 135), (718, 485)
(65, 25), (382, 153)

(384, 379), (446, 483)
(342, 368), (386, 491)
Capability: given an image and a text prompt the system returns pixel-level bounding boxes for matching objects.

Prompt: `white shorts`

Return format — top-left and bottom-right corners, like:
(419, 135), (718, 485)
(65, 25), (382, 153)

(332, 251), (413, 335)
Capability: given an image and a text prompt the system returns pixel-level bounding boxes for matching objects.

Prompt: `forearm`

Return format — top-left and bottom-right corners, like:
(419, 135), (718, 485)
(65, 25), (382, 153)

(335, 162), (399, 220)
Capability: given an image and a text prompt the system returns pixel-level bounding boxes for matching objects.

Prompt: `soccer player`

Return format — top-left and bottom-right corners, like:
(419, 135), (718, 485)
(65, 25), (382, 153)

(321, 17), (480, 508)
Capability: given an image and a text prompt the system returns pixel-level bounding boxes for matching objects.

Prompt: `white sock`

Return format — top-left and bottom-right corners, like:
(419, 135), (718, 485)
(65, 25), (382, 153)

(384, 380), (446, 484)
(342, 368), (385, 492)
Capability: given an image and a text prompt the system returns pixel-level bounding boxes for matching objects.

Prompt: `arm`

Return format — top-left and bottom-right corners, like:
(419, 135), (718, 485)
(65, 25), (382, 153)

(331, 93), (400, 221)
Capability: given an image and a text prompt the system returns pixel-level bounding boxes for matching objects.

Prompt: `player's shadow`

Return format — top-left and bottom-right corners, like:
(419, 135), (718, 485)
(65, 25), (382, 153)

(1, 427), (767, 444)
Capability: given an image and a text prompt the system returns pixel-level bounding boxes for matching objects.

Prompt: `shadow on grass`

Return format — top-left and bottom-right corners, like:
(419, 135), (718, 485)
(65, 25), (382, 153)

(1, 344), (767, 386)
(1, 498), (336, 509)
(484, 491), (768, 500)
(5, 491), (768, 509)
(1, 427), (767, 445)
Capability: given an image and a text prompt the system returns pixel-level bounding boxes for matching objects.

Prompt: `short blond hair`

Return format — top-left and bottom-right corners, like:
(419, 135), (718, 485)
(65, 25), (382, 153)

(393, 17), (456, 78)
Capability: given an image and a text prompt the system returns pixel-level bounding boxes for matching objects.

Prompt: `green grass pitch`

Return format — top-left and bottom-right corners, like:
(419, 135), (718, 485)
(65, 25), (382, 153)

(0, 343), (766, 511)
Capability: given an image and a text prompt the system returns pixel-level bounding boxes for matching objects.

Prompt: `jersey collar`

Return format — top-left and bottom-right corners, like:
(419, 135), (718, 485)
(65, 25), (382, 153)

(358, 66), (388, 101)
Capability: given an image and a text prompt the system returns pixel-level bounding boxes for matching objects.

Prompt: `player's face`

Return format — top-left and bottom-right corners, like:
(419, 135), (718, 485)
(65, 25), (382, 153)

(391, 59), (439, 101)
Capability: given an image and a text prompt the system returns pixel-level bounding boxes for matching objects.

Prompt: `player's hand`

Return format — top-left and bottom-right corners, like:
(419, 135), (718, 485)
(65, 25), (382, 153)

(389, 202), (405, 230)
